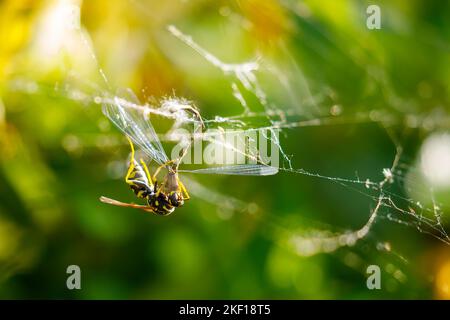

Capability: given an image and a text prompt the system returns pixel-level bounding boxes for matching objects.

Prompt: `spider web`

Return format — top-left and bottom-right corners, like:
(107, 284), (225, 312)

(7, 1), (450, 262)
(160, 23), (450, 255)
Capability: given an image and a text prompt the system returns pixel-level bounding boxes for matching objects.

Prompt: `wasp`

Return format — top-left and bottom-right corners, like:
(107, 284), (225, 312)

(120, 136), (189, 215)
(100, 90), (278, 216)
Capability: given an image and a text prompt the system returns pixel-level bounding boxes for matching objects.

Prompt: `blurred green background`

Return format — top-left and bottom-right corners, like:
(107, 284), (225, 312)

(0, 0), (449, 299)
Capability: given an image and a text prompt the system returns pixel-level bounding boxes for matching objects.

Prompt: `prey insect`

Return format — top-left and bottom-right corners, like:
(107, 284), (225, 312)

(100, 90), (278, 216)
(121, 136), (189, 215)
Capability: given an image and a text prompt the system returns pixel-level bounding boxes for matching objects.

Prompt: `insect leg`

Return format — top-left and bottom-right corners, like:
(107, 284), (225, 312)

(181, 105), (205, 129)
(152, 164), (164, 184)
(178, 179), (190, 201)
(140, 158), (154, 188)
(125, 136), (137, 184)
(152, 160), (176, 184)
(155, 177), (166, 196)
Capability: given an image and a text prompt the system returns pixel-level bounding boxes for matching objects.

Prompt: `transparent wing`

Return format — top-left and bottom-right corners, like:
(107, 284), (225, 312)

(179, 164), (278, 176)
(102, 89), (169, 165)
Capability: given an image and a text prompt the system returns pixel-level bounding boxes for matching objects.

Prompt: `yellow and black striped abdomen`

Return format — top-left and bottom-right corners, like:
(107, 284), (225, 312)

(126, 160), (154, 199)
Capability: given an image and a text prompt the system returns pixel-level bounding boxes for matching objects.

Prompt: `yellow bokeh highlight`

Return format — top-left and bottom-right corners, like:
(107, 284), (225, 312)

(436, 259), (450, 299)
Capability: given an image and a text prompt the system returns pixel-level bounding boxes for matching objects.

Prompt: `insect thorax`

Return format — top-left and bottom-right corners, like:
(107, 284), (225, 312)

(148, 192), (175, 215)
